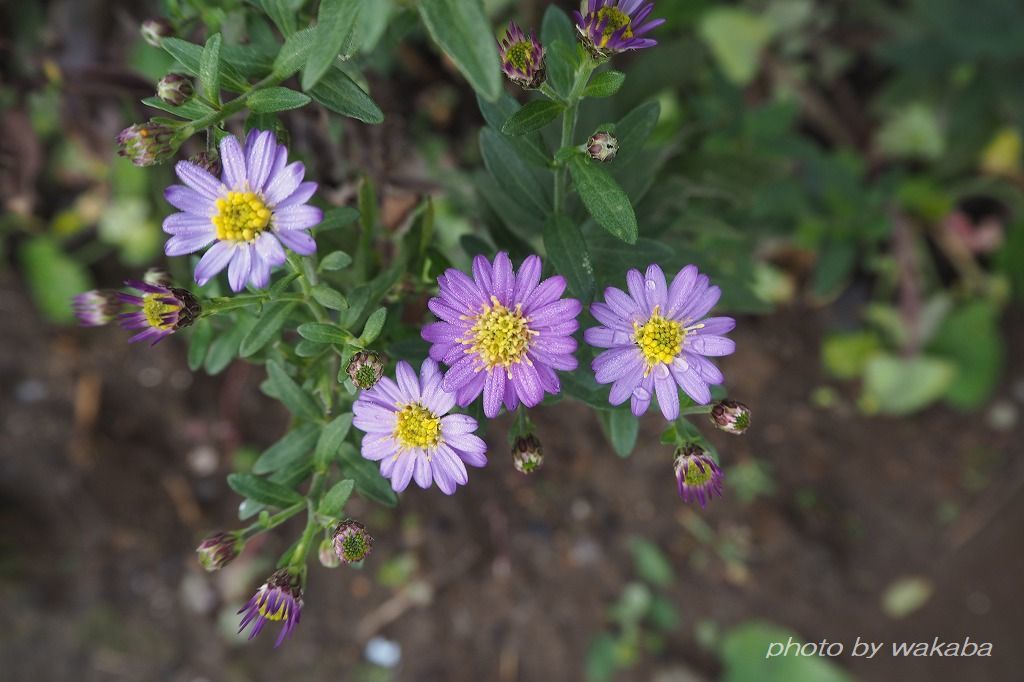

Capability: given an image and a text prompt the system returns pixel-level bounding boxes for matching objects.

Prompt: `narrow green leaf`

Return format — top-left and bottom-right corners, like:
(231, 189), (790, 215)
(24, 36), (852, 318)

(162, 37), (248, 92)
(318, 479), (355, 518)
(545, 41), (578, 99)
(338, 444), (398, 506)
(253, 423), (319, 474)
(295, 339), (327, 357)
(543, 214), (596, 304)
(309, 66), (384, 124)
(258, 0), (298, 36)
(614, 100), (660, 165)
(600, 408), (639, 457)
(239, 301), (297, 357)
(297, 322), (349, 345)
(273, 27), (319, 80)
(204, 314), (257, 375)
(237, 462), (311, 519)
(314, 413), (353, 470)
(501, 100), (563, 136)
(246, 87), (312, 113)
(311, 284), (348, 311)
(142, 95), (216, 120)
(359, 307), (387, 344)
(568, 155), (638, 244)
(266, 360), (323, 419)
(318, 207), (360, 232)
(227, 473), (303, 508)
(199, 33), (222, 102)
(187, 320), (214, 371)
(319, 250), (353, 271)
(480, 128), (550, 215)
(541, 5), (575, 46)
(302, 0), (366, 91)
(583, 70), (626, 98)
(418, 0), (502, 101)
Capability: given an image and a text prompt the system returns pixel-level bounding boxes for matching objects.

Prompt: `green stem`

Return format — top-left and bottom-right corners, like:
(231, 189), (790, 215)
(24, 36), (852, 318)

(182, 74), (279, 136)
(552, 58), (597, 215)
(240, 501), (305, 540)
(289, 471), (327, 574)
(289, 254), (329, 323)
(681, 405), (714, 416)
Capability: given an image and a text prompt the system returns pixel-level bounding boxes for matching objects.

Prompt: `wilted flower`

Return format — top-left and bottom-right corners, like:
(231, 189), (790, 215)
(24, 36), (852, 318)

(574, 0), (665, 58)
(332, 519), (374, 564)
(347, 350), (386, 390)
(587, 131), (618, 162)
(196, 531), (240, 571)
(497, 21), (545, 89)
(237, 569), (302, 647)
(511, 434), (544, 474)
(586, 264), (735, 420)
(140, 18), (174, 47)
(72, 290), (122, 327)
(162, 129), (322, 292)
(673, 445), (723, 507)
(116, 121), (179, 167)
(422, 252), (581, 418)
(318, 537), (341, 568)
(710, 399), (750, 435)
(187, 150), (220, 176)
(353, 359), (487, 495)
(157, 73), (194, 106)
(118, 280), (200, 344)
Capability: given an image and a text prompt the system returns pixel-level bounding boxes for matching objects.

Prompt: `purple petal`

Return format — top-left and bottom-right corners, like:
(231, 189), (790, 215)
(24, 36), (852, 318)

(175, 160), (223, 199)
(194, 241), (236, 285)
(671, 361), (711, 404)
(390, 451), (415, 492)
(687, 334), (735, 357)
(643, 264), (667, 312)
(275, 229), (317, 255)
(165, 232), (215, 256)
(695, 316), (735, 336)
(255, 232), (287, 267)
(274, 181), (317, 209)
(163, 212), (215, 236)
(245, 130), (276, 191)
(165, 185), (213, 215)
(654, 371), (679, 420)
(228, 244), (253, 292)
(220, 135), (247, 189)
(264, 162), (305, 207)
(274, 205), (323, 231)
(472, 254), (493, 293)
(514, 255), (542, 302)
(666, 265), (699, 319)
(490, 252), (514, 306)
(482, 370), (505, 418)
(511, 361), (544, 407)
(413, 453), (433, 489)
(395, 361), (420, 402)
(523, 276), (567, 312)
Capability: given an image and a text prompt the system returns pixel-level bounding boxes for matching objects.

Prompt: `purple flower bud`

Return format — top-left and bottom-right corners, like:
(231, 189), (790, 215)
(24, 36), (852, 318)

(157, 73), (194, 106)
(196, 531), (240, 571)
(511, 434), (543, 474)
(347, 350), (386, 390)
(673, 445), (723, 507)
(497, 22), (546, 89)
(332, 519), (374, 564)
(140, 18), (174, 48)
(587, 131), (618, 162)
(117, 280), (200, 344)
(709, 400), (750, 435)
(237, 569), (303, 647)
(72, 290), (122, 327)
(116, 121), (179, 167)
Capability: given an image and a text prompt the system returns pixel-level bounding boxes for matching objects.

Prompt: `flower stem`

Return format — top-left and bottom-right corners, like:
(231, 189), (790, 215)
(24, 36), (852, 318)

(289, 471), (327, 575)
(241, 501), (305, 540)
(552, 58), (597, 215)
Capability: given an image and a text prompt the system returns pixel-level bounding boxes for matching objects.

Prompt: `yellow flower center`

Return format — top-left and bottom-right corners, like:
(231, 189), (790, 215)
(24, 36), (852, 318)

(596, 7), (633, 45)
(461, 296), (535, 371)
(633, 306), (684, 371)
(258, 593), (290, 622)
(142, 293), (178, 330)
(505, 40), (533, 71)
(394, 403), (441, 450)
(211, 191), (271, 242)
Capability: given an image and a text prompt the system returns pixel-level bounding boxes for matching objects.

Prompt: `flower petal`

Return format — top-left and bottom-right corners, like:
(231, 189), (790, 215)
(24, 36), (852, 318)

(195, 240), (236, 285)
(275, 228), (317, 255)
(220, 135), (247, 189)
(175, 160), (223, 199)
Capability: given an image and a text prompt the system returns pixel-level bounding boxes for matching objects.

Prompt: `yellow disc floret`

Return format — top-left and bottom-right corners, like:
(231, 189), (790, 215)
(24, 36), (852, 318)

(596, 7), (633, 46)
(211, 191), (272, 242)
(142, 293), (179, 330)
(394, 403), (441, 450)
(461, 296), (536, 371)
(257, 591), (291, 622)
(633, 305), (684, 372)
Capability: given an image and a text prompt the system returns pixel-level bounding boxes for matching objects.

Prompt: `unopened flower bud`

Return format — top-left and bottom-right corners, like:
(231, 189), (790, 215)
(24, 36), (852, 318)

(157, 73), (194, 106)
(72, 290), (122, 327)
(140, 18), (174, 48)
(511, 434), (544, 474)
(319, 537), (340, 568)
(673, 444), (723, 508)
(347, 350), (386, 390)
(587, 131), (618, 162)
(497, 22), (546, 89)
(709, 399), (750, 435)
(142, 267), (172, 287)
(332, 519), (373, 564)
(188, 150), (221, 176)
(196, 531), (240, 571)
(116, 121), (179, 167)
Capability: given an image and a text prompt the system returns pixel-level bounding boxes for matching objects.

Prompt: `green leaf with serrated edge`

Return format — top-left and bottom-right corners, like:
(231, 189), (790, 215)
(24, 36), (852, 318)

(302, 0), (366, 91)
(309, 66), (384, 123)
(253, 423), (319, 474)
(258, 0), (298, 36)
(600, 408), (639, 457)
(583, 70), (625, 98)
(266, 360), (323, 419)
(338, 443), (398, 506)
(360, 307), (387, 344)
(311, 284), (348, 311)
(246, 87), (312, 113)
(480, 128), (550, 215)
(204, 314), (257, 375)
(314, 413), (353, 470)
(543, 214), (596, 304)
(568, 155), (637, 244)
(199, 33), (222, 103)
(502, 100), (563, 136)
(162, 38), (248, 92)
(187, 320), (214, 371)
(273, 26), (319, 79)
(317, 207), (360, 232)
(239, 301), (297, 357)
(227, 473), (303, 508)
(319, 250), (353, 271)
(297, 322), (349, 345)
(318, 479), (355, 518)
(418, 0), (502, 101)
(141, 95), (215, 120)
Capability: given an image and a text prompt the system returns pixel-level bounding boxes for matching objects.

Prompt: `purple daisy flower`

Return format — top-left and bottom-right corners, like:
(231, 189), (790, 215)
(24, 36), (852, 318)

(585, 264), (735, 420)
(237, 569), (302, 648)
(497, 21), (545, 89)
(673, 445), (723, 507)
(421, 252), (582, 418)
(352, 359), (487, 495)
(117, 279), (200, 345)
(574, 0), (665, 57)
(72, 290), (122, 327)
(162, 129), (322, 292)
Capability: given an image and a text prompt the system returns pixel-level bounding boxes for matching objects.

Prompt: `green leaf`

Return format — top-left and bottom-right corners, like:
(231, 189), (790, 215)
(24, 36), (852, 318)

(142, 95), (216, 120)
(613, 100), (660, 166)
(568, 155), (638, 244)
(501, 100), (563, 136)
(239, 301), (297, 357)
(19, 236), (91, 324)
(204, 314), (257, 375)
(929, 302), (1003, 409)
(318, 479), (355, 518)
(721, 621), (853, 682)
(562, 367), (610, 410)
(629, 538), (674, 588)
(583, 70), (625, 98)
(821, 331), (881, 380)
(273, 26), (319, 80)
(600, 408), (639, 457)
(162, 38), (248, 92)
(311, 284), (348, 311)
(253, 423), (319, 474)
(257, 0), (299, 36)
(338, 444), (398, 506)
(309, 66), (384, 123)
(227, 473), (303, 508)
(266, 360), (323, 419)
(302, 0), (366, 91)
(359, 307), (387, 344)
(418, 0), (502, 101)
(199, 33), (222, 102)
(318, 207), (360, 232)
(860, 354), (956, 416)
(246, 87), (312, 113)
(237, 461), (312, 519)
(699, 8), (776, 86)
(297, 322), (349, 345)
(319, 250), (354, 271)
(314, 413), (353, 470)
(480, 128), (550, 215)
(544, 41), (578, 100)
(187, 320), (214, 371)
(541, 5), (575, 47)
(543, 214), (596, 304)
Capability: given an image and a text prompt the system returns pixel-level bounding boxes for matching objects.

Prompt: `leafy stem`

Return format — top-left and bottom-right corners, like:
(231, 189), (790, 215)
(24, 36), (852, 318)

(289, 471), (327, 576)
(241, 501), (305, 540)
(552, 56), (597, 214)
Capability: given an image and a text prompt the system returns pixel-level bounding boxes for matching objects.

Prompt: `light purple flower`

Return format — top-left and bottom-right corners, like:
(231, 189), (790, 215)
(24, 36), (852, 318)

(162, 129), (322, 292)
(237, 569), (302, 648)
(421, 252), (582, 418)
(352, 359), (487, 495)
(585, 264), (735, 420)
(574, 0), (665, 57)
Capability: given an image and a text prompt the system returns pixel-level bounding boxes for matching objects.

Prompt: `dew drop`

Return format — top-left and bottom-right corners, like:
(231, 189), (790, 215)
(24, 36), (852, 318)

(611, 330), (631, 345)
(645, 278), (657, 291)
(632, 386), (651, 401)
(654, 364), (670, 380)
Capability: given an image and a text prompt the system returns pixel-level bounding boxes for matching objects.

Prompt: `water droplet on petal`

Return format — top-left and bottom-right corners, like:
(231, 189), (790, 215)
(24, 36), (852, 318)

(654, 364), (670, 380)
(645, 278), (657, 291)
(632, 386), (651, 401)
(673, 357), (689, 373)
(611, 330), (631, 345)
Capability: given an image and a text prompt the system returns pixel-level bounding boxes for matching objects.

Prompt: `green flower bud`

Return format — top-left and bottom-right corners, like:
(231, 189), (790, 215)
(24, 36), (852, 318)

(157, 73), (194, 106)
(511, 434), (544, 474)
(347, 350), (386, 390)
